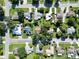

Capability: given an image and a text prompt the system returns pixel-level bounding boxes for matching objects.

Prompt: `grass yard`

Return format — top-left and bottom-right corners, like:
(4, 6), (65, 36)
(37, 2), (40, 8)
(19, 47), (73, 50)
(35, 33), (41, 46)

(24, 53), (34, 59)
(27, 0), (32, 4)
(56, 7), (61, 13)
(0, 44), (3, 56)
(0, 0), (4, 6)
(59, 42), (70, 49)
(40, 0), (44, 4)
(9, 54), (16, 59)
(22, 30), (28, 39)
(10, 33), (18, 39)
(9, 8), (29, 16)
(62, 0), (68, 3)
(69, 0), (78, 3)
(9, 44), (26, 51)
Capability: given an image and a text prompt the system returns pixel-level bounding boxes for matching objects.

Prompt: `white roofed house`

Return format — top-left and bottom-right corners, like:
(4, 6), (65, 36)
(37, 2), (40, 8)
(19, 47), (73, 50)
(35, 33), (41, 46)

(24, 12), (32, 20)
(75, 48), (79, 58)
(25, 43), (33, 54)
(34, 12), (42, 20)
(66, 11), (75, 18)
(13, 48), (18, 55)
(12, 24), (22, 36)
(67, 27), (75, 34)
(36, 44), (43, 54)
(56, 13), (63, 20)
(56, 47), (64, 56)
(46, 13), (52, 20)
(45, 45), (54, 56)
(67, 46), (75, 58)
(47, 28), (54, 34)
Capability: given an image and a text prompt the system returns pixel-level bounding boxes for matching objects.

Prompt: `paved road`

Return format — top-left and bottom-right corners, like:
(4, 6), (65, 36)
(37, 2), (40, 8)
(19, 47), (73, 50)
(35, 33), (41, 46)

(4, 29), (10, 59)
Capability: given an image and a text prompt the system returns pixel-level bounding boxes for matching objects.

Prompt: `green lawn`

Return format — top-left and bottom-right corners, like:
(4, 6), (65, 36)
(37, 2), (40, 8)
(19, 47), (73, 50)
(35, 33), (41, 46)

(0, 44), (3, 56)
(59, 42), (70, 49)
(56, 7), (61, 13)
(40, 0), (44, 4)
(9, 54), (16, 59)
(9, 8), (29, 16)
(62, 0), (68, 3)
(22, 30), (28, 39)
(0, 0), (4, 6)
(27, 0), (32, 4)
(69, 0), (78, 3)
(9, 44), (26, 51)
(10, 33), (18, 39)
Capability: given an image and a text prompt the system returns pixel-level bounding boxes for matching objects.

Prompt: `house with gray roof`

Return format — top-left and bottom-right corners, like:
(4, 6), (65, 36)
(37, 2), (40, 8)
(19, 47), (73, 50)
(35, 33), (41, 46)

(56, 47), (64, 56)
(24, 12), (32, 20)
(67, 27), (75, 34)
(12, 24), (22, 36)
(34, 12), (42, 20)
(25, 43), (33, 54)
(67, 46), (75, 58)
(36, 44), (43, 54)
(75, 48), (79, 58)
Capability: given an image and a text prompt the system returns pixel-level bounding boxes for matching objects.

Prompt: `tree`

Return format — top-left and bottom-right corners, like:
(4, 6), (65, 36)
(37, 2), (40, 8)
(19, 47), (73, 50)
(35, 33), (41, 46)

(18, 47), (27, 59)
(7, 20), (19, 31)
(33, 53), (39, 59)
(0, 22), (6, 36)
(60, 24), (68, 33)
(45, 0), (53, 4)
(67, 17), (75, 26)
(0, 6), (4, 21)
(18, 11), (24, 23)
(56, 31), (62, 38)
(9, 0), (19, 5)
(32, 0), (39, 4)
(55, 20), (62, 27)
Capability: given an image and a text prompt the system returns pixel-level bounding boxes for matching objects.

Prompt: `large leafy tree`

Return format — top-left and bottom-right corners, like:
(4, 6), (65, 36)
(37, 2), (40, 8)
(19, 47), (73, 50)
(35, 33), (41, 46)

(32, 0), (39, 4)
(67, 17), (75, 26)
(7, 20), (19, 32)
(9, 0), (19, 5)
(0, 6), (4, 21)
(45, 0), (53, 4)
(18, 11), (24, 23)
(0, 22), (6, 36)
(18, 47), (27, 59)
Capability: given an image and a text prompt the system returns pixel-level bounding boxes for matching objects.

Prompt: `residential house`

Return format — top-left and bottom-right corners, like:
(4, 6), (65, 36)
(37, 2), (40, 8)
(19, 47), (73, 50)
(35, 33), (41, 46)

(67, 27), (75, 34)
(35, 26), (41, 33)
(25, 43), (33, 54)
(56, 47), (64, 56)
(13, 48), (18, 55)
(47, 28), (54, 34)
(36, 44), (43, 54)
(46, 45), (54, 56)
(66, 11), (75, 17)
(24, 26), (32, 36)
(56, 13), (63, 19)
(24, 12), (32, 20)
(46, 13), (52, 20)
(67, 46), (75, 58)
(75, 48), (79, 58)
(34, 12), (42, 20)
(12, 24), (21, 36)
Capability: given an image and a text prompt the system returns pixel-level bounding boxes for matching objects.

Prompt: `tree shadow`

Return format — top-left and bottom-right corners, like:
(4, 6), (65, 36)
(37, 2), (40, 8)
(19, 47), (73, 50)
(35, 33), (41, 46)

(44, 0), (52, 7)
(32, 0), (39, 8)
